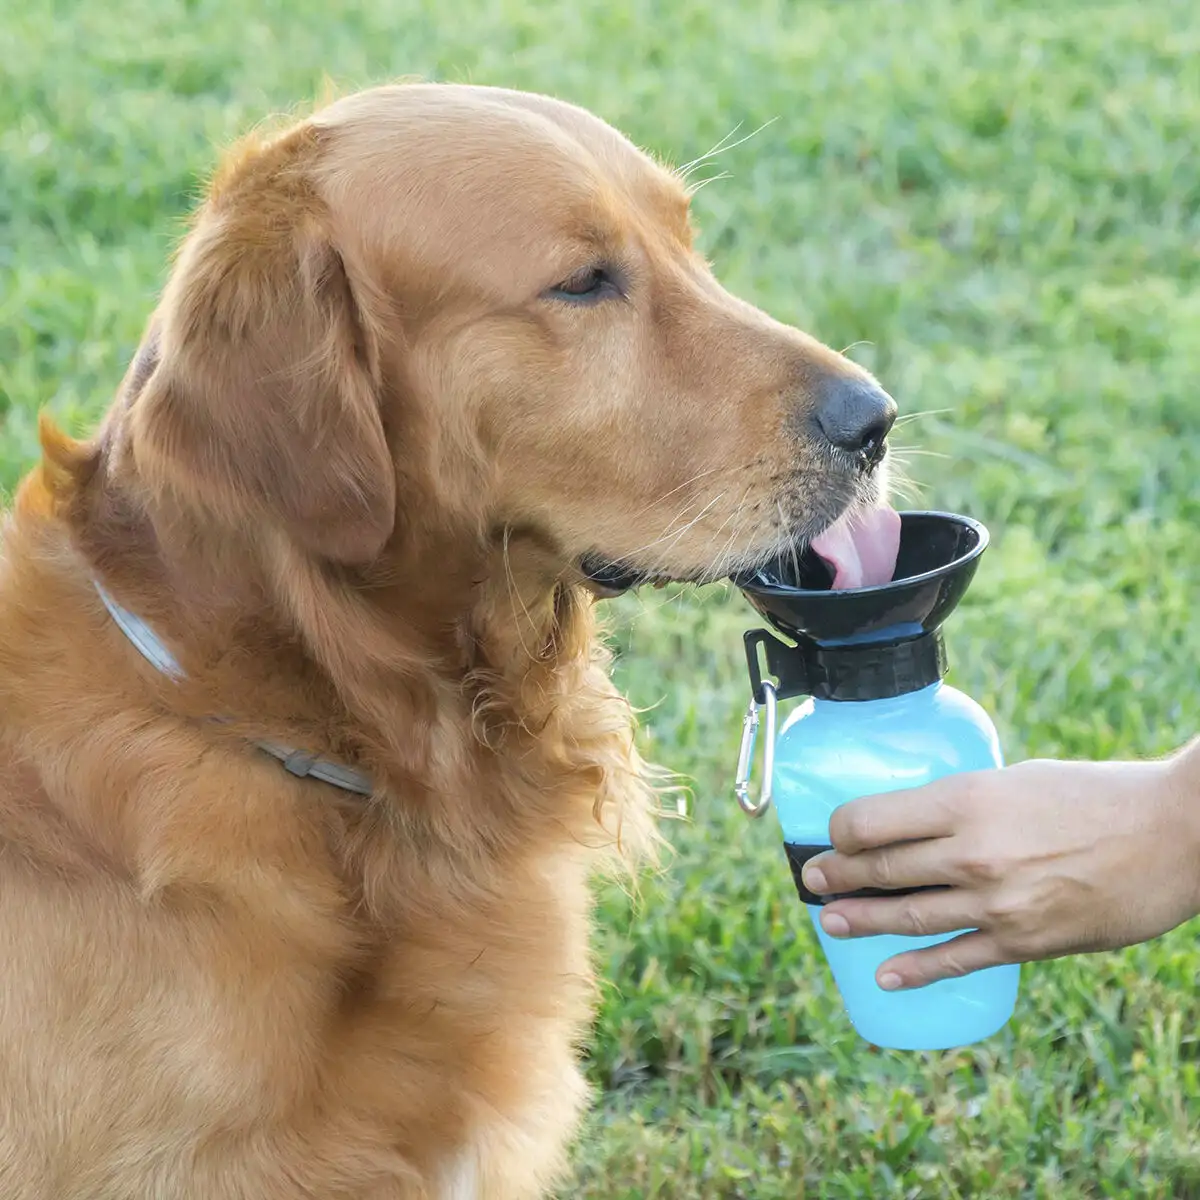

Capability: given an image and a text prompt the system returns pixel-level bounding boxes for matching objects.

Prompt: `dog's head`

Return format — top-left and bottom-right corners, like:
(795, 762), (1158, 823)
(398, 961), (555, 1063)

(120, 83), (894, 605)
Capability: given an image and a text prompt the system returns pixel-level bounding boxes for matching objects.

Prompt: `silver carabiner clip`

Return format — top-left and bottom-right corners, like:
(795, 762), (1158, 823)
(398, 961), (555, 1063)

(734, 679), (776, 818)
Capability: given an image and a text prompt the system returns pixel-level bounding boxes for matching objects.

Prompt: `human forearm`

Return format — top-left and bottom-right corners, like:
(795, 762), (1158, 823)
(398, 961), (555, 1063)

(1165, 735), (1200, 915)
(1167, 733), (1200, 788)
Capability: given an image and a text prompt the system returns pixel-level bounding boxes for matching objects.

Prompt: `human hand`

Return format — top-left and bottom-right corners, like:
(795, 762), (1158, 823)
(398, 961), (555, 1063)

(800, 741), (1200, 990)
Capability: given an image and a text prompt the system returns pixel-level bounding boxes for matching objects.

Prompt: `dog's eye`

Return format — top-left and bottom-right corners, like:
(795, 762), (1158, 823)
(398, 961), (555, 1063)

(546, 265), (621, 304)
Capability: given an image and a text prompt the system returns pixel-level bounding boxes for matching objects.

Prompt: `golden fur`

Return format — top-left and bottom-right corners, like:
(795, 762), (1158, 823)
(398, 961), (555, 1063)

(0, 83), (891, 1197)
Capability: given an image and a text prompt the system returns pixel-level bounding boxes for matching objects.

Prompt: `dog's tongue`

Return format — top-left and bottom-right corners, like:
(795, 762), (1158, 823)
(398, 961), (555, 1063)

(810, 505), (901, 590)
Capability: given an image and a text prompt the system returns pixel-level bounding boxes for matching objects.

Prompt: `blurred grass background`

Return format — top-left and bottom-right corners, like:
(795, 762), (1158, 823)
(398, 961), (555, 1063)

(2, 1), (1199, 1195)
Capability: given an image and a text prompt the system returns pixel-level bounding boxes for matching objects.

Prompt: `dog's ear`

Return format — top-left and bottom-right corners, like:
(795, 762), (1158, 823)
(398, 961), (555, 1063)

(128, 129), (396, 564)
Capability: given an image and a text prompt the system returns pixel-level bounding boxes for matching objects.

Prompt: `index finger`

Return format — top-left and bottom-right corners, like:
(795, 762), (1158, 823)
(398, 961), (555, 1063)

(828, 771), (981, 854)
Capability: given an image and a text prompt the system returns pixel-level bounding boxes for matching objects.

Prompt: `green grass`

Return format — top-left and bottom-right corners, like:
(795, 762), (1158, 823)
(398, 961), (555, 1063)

(3, 0), (1199, 1195)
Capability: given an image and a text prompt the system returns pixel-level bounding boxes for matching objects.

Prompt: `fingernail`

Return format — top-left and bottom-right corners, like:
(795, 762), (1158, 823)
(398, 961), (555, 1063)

(878, 972), (903, 991)
(821, 911), (850, 938)
(802, 865), (828, 893)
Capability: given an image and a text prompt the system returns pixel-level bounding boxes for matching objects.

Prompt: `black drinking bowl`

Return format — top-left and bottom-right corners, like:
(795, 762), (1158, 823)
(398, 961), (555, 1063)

(732, 511), (989, 646)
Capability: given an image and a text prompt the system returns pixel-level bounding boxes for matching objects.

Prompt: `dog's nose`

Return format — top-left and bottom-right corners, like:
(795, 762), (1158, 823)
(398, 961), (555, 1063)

(814, 377), (897, 468)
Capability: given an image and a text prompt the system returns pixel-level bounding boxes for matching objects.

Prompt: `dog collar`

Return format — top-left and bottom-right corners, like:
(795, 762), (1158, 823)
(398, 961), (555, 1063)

(95, 584), (375, 797)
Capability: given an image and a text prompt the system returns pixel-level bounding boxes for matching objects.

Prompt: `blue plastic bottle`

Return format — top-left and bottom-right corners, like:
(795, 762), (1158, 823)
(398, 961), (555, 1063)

(733, 511), (1020, 1051)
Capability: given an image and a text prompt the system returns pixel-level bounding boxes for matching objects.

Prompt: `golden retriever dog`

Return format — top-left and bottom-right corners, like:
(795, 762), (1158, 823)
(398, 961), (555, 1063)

(0, 83), (895, 1197)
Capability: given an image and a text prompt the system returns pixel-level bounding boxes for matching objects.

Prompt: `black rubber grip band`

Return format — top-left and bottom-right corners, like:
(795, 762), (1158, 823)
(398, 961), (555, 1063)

(784, 843), (949, 906)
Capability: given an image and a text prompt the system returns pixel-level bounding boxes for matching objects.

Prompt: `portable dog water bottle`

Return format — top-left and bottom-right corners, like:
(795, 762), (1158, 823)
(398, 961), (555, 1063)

(730, 511), (1019, 1051)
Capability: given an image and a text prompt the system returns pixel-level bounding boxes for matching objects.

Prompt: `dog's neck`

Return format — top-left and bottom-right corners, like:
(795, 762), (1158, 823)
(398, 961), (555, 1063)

(94, 580), (377, 796)
(63, 440), (596, 798)
(13, 419), (657, 894)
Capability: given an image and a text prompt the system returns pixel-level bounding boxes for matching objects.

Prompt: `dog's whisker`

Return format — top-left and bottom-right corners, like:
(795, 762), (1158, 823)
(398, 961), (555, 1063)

(641, 492), (732, 581)
(893, 408), (952, 426)
(620, 583), (689, 621)
(772, 499), (804, 583)
(675, 122), (745, 178)
(629, 463), (729, 521)
(685, 171), (732, 197)
(701, 484), (755, 584)
(629, 459), (760, 529)
(629, 460), (769, 574)
(888, 480), (925, 504)
(625, 490), (728, 565)
(674, 117), (779, 180)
